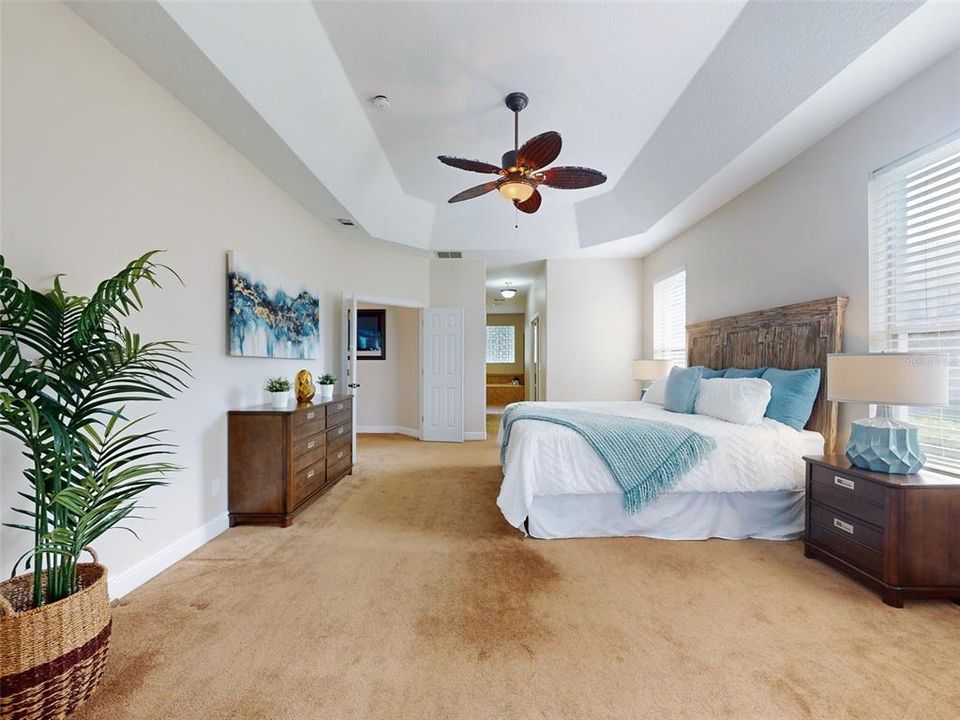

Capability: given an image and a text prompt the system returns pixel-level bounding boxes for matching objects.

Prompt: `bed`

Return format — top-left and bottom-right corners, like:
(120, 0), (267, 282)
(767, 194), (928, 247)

(497, 297), (847, 540)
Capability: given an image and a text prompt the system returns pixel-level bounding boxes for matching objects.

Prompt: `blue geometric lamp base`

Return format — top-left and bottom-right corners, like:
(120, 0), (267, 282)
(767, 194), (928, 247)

(845, 414), (925, 475)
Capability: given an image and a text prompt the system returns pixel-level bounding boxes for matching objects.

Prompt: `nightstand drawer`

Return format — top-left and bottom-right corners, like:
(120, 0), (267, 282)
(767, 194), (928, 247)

(808, 522), (883, 577)
(810, 464), (887, 506)
(809, 481), (887, 528)
(809, 502), (883, 553)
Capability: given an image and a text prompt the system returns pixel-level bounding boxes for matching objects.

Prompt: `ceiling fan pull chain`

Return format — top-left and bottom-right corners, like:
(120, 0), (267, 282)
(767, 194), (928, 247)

(515, 205), (519, 230)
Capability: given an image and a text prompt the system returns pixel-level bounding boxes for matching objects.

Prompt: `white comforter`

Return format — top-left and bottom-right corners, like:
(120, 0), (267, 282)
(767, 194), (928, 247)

(496, 401), (824, 529)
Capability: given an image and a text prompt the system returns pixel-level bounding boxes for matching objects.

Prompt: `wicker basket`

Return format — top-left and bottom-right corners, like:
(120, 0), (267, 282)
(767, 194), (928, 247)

(0, 549), (111, 720)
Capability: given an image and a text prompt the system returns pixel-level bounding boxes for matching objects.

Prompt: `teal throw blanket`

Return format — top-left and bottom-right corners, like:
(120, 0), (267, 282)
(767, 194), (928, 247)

(501, 404), (716, 514)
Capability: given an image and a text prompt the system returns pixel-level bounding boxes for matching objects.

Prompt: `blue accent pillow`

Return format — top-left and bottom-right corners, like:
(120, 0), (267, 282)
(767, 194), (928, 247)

(694, 366), (725, 379)
(724, 367), (767, 378)
(664, 366), (703, 414)
(762, 367), (821, 431)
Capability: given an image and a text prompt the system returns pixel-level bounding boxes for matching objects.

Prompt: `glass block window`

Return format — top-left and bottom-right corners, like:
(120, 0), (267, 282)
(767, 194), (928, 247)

(486, 325), (515, 364)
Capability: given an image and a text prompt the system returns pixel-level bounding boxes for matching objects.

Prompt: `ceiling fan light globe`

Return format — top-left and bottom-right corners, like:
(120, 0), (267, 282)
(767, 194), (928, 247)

(498, 180), (535, 203)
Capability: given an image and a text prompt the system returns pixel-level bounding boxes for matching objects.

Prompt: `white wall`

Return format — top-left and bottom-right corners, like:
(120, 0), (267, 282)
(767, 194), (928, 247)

(0, 1), (430, 595)
(545, 258), (643, 401)
(430, 258), (487, 439)
(524, 262), (547, 401)
(641, 49), (960, 435)
(355, 304), (420, 435)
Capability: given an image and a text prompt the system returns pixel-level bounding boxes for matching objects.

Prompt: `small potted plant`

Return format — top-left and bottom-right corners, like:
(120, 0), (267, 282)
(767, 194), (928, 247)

(318, 373), (336, 401)
(265, 376), (292, 408)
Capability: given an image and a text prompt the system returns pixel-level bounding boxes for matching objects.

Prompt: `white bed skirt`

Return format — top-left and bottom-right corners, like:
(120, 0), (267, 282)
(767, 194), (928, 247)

(526, 490), (805, 540)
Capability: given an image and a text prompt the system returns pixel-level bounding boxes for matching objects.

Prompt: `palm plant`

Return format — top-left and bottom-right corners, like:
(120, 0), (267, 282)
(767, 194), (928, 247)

(0, 251), (190, 607)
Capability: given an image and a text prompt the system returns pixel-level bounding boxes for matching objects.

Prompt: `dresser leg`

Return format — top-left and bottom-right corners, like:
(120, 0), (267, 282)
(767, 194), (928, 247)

(881, 588), (904, 608)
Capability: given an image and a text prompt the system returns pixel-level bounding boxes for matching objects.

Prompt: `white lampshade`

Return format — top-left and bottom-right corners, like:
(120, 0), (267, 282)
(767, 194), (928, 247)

(633, 359), (672, 381)
(827, 353), (949, 406)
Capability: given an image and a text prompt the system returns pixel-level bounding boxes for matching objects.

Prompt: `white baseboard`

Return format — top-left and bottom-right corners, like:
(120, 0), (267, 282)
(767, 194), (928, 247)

(107, 513), (229, 600)
(464, 431), (487, 441)
(357, 425), (420, 439)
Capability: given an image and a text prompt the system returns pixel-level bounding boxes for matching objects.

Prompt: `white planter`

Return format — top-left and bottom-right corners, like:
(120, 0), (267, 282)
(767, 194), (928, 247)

(270, 391), (289, 409)
(318, 384), (334, 400)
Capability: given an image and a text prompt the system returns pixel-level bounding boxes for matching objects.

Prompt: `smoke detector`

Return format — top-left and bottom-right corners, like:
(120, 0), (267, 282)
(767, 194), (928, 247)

(371, 95), (391, 111)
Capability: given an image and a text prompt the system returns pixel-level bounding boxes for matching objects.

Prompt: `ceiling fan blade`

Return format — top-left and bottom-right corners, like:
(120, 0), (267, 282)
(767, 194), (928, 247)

(438, 156), (503, 174)
(517, 131), (562, 171)
(514, 190), (542, 214)
(539, 166), (607, 189)
(448, 181), (498, 203)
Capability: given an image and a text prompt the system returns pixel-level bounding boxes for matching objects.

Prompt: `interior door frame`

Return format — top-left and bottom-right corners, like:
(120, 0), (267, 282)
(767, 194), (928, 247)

(530, 313), (541, 402)
(342, 292), (428, 441)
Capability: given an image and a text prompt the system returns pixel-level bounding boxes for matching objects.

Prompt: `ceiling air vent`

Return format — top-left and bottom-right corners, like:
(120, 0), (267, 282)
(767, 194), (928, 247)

(335, 218), (355, 227)
(435, 251), (462, 259)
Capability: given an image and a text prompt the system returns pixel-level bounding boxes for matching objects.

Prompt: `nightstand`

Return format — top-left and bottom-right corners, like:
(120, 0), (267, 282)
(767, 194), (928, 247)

(803, 455), (960, 607)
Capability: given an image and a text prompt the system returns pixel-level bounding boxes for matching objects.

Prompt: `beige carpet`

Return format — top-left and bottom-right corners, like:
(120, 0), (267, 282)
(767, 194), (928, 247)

(75, 418), (960, 720)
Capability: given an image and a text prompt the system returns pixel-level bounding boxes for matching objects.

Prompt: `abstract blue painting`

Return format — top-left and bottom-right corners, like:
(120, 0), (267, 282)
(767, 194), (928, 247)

(227, 251), (320, 359)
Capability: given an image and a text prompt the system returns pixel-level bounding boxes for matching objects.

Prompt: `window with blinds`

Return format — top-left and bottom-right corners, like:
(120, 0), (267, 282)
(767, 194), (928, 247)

(868, 133), (960, 472)
(653, 269), (686, 368)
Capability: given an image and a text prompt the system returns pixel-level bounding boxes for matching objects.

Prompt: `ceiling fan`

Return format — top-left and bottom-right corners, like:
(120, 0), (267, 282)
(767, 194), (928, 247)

(438, 92), (607, 215)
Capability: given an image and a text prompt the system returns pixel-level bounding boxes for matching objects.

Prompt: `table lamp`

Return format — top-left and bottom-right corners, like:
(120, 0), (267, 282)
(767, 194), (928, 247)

(633, 359), (671, 398)
(827, 353), (950, 474)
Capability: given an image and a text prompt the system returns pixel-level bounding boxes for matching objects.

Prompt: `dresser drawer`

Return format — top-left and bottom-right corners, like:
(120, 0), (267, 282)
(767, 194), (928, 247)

(292, 444), (326, 473)
(292, 431), (325, 460)
(808, 481), (887, 528)
(327, 447), (351, 478)
(810, 465), (887, 506)
(292, 416), (326, 441)
(327, 429), (350, 455)
(292, 406), (323, 428)
(292, 459), (325, 506)
(326, 398), (351, 416)
(327, 408), (352, 432)
(809, 502), (883, 553)
(327, 421), (350, 445)
(808, 522), (883, 577)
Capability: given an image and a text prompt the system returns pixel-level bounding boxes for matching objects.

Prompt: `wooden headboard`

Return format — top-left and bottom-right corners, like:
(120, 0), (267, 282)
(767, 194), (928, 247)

(686, 297), (847, 453)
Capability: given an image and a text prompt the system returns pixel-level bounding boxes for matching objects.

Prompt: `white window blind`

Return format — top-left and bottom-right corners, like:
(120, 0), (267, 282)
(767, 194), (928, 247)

(486, 325), (515, 364)
(869, 133), (960, 472)
(653, 269), (686, 368)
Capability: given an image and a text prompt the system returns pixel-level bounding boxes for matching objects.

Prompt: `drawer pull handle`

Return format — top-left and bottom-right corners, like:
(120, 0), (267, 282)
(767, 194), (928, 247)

(337, 451), (344, 459)
(307, 441), (315, 449)
(338, 428), (344, 435)
(307, 470), (315, 479)
(336, 403), (344, 410)
(834, 476), (855, 491)
(833, 518), (854, 534)
(306, 411), (316, 420)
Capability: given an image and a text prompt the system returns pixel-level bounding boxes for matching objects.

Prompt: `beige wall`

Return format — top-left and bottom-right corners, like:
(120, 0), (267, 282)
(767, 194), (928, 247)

(485, 313), (525, 377)
(429, 258), (487, 439)
(545, 258), (643, 401)
(641, 49), (960, 439)
(0, 1), (430, 594)
(355, 304), (420, 434)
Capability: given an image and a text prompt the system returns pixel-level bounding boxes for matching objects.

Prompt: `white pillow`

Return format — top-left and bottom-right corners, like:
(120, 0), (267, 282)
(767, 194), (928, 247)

(694, 378), (772, 426)
(641, 376), (668, 404)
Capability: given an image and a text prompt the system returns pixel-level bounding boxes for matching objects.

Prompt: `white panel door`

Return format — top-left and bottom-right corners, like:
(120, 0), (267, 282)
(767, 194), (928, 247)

(341, 292), (358, 459)
(421, 307), (464, 442)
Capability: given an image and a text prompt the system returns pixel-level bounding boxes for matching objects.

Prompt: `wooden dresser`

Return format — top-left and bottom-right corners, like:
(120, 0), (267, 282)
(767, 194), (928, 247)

(804, 455), (960, 607)
(228, 396), (353, 527)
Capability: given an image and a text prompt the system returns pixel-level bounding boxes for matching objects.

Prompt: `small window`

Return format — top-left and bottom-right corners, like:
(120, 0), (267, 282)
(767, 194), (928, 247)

(486, 325), (515, 364)
(653, 269), (687, 368)
(869, 134), (960, 472)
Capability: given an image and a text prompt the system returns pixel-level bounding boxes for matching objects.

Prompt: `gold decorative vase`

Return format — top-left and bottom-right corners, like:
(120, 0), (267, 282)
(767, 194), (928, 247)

(295, 370), (315, 405)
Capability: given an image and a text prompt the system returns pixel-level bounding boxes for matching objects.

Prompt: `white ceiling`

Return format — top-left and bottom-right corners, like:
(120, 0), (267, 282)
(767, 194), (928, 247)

(69, 1), (960, 265)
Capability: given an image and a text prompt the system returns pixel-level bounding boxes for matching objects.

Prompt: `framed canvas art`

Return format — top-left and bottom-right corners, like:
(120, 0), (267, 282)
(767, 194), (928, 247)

(227, 251), (320, 359)
(357, 309), (386, 360)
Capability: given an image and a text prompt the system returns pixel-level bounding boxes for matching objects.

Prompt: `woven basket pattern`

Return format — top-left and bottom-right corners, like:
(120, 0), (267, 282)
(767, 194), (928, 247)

(1, 563), (111, 720)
